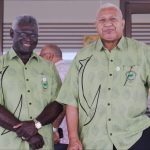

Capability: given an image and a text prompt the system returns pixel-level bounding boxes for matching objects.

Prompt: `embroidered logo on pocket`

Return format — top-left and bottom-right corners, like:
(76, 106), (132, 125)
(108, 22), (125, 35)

(126, 71), (136, 80)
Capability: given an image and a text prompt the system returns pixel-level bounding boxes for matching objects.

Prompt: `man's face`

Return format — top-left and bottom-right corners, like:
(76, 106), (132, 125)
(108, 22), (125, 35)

(40, 47), (55, 63)
(96, 7), (125, 42)
(11, 24), (38, 55)
(40, 48), (53, 62)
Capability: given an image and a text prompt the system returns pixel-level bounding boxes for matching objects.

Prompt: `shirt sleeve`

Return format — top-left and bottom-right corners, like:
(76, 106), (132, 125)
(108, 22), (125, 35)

(143, 43), (150, 88)
(50, 63), (62, 101)
(0, 57), (4, 105)
(56, 58), (79, 107)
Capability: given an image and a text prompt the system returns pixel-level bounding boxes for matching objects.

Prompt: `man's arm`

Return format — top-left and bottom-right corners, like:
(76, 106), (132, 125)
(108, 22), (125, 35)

(14, 101), (63, 139)
(36, 101), (63, 125)
(0, 104), (44, 149)
(52, 105), (66, 144)
(66, 105), (82, 150)
(52, 105), (65, 128)
(0, 104), (20, 131)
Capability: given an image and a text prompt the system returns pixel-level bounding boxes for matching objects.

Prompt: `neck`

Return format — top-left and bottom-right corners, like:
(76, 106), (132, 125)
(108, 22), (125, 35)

(16, 51), (32, 64)
(102, 39), (120, 52)
(104, 42), (117, 51)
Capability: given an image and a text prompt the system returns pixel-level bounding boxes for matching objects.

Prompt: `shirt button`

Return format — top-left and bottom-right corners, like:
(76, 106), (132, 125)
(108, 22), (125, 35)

(29, 102), (32, 105)
(30, 116), (32, 119)
(109, 74), (112, 76)
(25, 67), (27, 70)
(27, 90), (30, 93)
(110, 60), (113, 62)
(116, 66), (120, 71)
(108, 118), (111, 121)
(26, 79), (29, 81)
(108, 103), (110, 106)
(110, 133), (112, 136)
(108, 88), (111, 90)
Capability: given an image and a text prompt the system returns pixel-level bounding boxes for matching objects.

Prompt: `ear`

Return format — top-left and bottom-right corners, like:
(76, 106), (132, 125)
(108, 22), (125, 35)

(10, 28), (14, 38)
(122, 19), (125, 29)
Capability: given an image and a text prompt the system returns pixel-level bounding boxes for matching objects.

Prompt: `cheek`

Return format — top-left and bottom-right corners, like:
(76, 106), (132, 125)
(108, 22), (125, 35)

(96, 25), (103, 34)
(43, 56), (49, 61)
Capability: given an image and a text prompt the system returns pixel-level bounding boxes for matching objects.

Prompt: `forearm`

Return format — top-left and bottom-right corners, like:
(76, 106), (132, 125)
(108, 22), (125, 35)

(66, 105), (79, 139)
(52, 105), (65, 128)
(36, 101), (63, 126)
(0, 104), (20, 131)
(66, 105), (82, 150)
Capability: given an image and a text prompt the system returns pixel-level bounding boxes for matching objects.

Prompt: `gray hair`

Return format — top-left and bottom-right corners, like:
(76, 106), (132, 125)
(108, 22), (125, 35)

(96, 3), (123, 19)
(11, 15), (38, 31)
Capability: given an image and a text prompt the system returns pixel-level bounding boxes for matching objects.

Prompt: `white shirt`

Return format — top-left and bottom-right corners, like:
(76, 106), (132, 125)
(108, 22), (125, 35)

(55, 60), (70, 144)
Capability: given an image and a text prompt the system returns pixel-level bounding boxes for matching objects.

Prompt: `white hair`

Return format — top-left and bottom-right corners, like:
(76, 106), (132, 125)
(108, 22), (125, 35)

(96, 3), (123, 19)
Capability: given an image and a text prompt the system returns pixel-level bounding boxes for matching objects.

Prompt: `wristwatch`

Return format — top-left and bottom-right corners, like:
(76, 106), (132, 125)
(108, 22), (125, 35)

(34, 119), (42, 129)
(53, 127), (58, 132)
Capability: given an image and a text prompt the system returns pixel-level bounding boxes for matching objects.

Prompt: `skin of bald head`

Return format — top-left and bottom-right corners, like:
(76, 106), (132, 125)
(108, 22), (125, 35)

(95, 3), (125, 50)
(40, 44), (62, 63)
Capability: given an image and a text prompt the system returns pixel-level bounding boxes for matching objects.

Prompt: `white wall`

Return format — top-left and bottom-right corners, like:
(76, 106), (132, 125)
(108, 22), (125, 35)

(4, 0), (119, 22)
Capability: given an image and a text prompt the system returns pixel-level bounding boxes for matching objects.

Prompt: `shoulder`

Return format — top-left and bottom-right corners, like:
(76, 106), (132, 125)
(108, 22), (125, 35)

(125, 37), (150, 62)
(75, 41), (97, 61)
(125, 37), (150, 50)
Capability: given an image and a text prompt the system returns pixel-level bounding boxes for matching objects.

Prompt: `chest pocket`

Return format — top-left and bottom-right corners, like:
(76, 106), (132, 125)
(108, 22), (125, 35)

(121, 65), (143, 87)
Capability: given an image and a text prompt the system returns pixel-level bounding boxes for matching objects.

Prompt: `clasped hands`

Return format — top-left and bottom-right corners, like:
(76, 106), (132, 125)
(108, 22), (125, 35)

(13, 120), (44, 149)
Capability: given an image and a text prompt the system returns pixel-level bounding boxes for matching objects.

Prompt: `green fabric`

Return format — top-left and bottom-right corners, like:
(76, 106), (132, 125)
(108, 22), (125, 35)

(0, 49), (62, 150)
(57, 37), (150, 150)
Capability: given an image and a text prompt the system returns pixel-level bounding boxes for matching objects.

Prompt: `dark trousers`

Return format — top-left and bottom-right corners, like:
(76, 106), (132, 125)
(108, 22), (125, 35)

(113, 127), (150, 150)
(54, 143), (68, 150)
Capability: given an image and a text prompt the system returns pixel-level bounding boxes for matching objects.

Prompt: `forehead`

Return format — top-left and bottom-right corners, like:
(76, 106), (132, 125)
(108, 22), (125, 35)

(41, 47), (52, 54)
(16, 23), (38, 32)
(97, 7), (121, 18)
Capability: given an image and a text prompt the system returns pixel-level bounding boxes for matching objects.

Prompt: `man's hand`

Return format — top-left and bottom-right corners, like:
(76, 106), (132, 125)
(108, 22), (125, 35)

(14, 120), (38, 140)
(53, 130), (60, 144)
(68, 137), (82, 150)
(27, 133), (44, 150)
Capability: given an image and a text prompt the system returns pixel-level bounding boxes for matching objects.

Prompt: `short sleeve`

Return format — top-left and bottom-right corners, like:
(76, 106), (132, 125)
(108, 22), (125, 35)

(50, 63), (62, 101)
(56, 58), (79, 107)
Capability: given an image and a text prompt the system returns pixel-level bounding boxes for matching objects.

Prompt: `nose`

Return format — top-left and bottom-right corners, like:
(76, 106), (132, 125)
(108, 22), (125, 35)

(24, 35), (31, 41)
(103, 19), (113, 26)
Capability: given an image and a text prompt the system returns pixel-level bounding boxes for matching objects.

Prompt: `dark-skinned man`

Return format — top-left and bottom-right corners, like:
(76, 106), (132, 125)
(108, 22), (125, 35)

(0, 15), (63, 150)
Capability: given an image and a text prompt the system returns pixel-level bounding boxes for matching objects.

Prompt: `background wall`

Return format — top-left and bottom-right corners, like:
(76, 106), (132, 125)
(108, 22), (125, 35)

(4, 0), (119, 22)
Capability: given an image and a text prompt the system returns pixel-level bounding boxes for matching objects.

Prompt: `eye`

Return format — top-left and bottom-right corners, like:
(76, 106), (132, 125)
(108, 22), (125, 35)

(98, 18), (106, 23)
(30, 34), (38, 39)
(110, 17), (118, 22)
(19, 32), (26, 38)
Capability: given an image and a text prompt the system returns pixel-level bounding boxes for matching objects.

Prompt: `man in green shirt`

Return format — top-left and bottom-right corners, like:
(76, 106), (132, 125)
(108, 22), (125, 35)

(0, 15), (63, 150)
(57, 3), (150, 150)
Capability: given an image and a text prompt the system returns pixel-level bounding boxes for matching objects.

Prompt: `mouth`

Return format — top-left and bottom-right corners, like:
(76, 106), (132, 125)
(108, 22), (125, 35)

(24, 43), (31, 47)
(103, 28), (115, 34)
(23, 42), (31, 48)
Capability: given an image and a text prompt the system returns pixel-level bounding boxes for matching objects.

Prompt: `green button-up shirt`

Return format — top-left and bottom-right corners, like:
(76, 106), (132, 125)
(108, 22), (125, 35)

(0, 49), (61, 150)
(57, 37), (150, 150)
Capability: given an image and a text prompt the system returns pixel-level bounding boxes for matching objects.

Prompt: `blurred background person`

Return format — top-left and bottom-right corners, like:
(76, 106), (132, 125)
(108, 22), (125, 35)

(40, 43), (69, 150)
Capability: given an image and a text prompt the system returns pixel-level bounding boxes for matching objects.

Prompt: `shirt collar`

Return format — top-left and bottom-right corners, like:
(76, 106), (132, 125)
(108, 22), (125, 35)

(8, 48), (39, 62)
(117, 36), (126, 51)
(94, 36), (126, 52)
